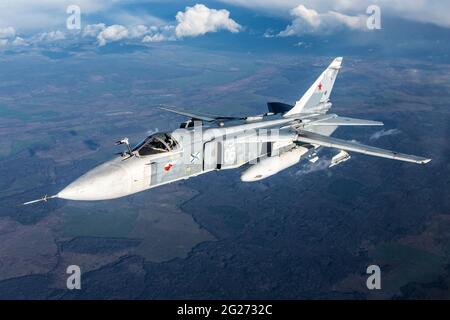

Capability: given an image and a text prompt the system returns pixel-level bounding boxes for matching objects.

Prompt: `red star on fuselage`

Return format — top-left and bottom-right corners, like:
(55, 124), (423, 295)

(164, 163), (173, 172)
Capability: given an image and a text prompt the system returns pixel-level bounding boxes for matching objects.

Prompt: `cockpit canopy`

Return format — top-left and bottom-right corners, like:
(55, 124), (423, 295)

(133, 132), (178, 156)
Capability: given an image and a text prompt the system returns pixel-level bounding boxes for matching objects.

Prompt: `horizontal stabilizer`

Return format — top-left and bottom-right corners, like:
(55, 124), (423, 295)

(309, 116), (384, 126)
(297, 131), (431, 164)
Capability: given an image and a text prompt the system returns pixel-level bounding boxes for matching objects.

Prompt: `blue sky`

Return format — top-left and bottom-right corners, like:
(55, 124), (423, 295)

(0, 1), (449, 61)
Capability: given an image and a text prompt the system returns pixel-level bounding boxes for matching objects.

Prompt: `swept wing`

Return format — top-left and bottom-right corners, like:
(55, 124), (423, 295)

(297, 130), (431, 164)
(307, 115), (383, 126)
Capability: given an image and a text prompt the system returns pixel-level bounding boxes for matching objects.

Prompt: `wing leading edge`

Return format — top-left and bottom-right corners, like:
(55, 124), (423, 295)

(307, 116), (384, 126)
(158, 106), (242, 122)
(297, 131), (431, 164)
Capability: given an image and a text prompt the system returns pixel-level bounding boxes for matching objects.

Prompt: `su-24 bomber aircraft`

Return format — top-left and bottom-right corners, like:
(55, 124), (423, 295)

(24, 57), (431, 205)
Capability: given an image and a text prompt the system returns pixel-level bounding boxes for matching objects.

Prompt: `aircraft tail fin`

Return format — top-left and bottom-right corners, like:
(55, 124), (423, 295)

(284, 57), (342, 117)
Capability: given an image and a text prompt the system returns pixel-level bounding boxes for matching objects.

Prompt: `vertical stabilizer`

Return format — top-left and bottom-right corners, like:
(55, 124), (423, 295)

(284, 57), (342, 116)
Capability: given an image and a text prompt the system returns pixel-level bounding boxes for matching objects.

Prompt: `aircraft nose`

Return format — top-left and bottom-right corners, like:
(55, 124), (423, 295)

(57, 161), (131, 201)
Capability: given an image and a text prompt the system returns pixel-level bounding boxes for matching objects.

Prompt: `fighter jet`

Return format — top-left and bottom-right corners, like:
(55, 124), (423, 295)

(24, 57), (431, 204)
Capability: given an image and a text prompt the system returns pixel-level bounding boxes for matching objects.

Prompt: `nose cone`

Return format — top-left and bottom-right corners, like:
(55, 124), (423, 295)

(58, 160), (132, 201)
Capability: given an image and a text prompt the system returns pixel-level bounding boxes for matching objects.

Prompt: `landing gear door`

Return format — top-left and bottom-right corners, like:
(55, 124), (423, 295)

(203, 140), (222, 171)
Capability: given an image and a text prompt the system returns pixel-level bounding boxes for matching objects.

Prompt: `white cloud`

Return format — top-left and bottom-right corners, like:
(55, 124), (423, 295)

(279, 5), (366, 36)
(38, 30), (65, 42)
(97, 25), (129, 46)
(142, 26), (176, 43)
(0, 3), (242, 48)
(0, 30), (65, 49)
(96, 24), (172, 46)
(1, 0), (449, 39)
(263, 29), (276, 38)
(142, 34), (166, 43)
(11, 36), (28, 46)
(218, 0), (450, 29)
(96, 4), (242, 46)
(0, 26), (16, 39)
(0, 27), (28, 49)
(370, 129), (401, 141)
(175, 4), (241, 38)
(128, 25), (149, 38)
(83, 23), (106, 37)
